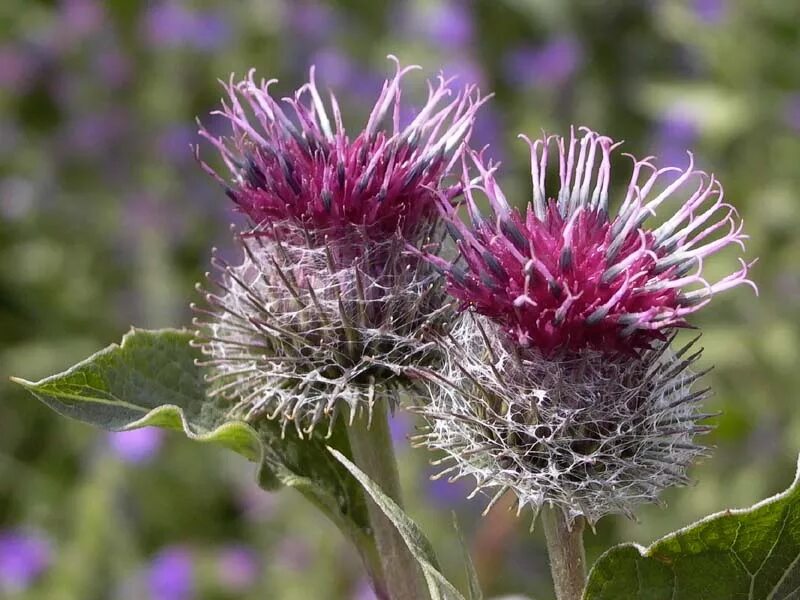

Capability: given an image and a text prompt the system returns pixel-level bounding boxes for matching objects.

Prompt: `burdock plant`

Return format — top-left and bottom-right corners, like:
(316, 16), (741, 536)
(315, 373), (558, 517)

(15, 63), (798, 600)
(415, 128), (756, 598)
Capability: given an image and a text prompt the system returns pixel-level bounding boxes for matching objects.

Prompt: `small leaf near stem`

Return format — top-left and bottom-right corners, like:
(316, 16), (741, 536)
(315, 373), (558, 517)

(329, 446), (470, 600)
(347, 401), (429, 600)
(541, 506), (587, 600)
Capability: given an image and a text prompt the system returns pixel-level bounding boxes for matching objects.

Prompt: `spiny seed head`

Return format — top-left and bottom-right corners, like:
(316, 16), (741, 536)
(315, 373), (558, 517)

(424, 127), (756, 355)
(415, 314), (713, 525)
(193, 229), (451, 436)
(198, 56), (487, 252)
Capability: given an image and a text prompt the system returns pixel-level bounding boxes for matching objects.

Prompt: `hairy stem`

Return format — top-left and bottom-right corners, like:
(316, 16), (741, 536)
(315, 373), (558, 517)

(348, 402), (428, 600)
(541, 506), (587, 600)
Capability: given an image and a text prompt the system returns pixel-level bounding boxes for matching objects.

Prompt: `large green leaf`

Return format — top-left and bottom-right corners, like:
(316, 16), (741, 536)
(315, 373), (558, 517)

(11, 329), (374, 558)
(584, 454), (800, 600)
(330, 447), (472, 600)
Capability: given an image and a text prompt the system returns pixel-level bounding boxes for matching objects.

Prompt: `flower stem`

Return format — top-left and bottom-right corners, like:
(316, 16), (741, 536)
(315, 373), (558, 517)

(347, 401), (428, 600)
(541, 506), (587, 600)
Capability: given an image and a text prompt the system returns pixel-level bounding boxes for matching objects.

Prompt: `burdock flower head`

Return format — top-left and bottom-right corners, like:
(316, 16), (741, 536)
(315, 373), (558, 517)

(193, 58), (485, 435)
(198, 56), (481, 252)
(416, 128), (756, 523)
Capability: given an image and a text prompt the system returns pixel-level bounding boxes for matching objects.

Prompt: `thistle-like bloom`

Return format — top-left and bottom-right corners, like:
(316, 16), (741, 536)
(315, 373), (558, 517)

(416, 128), (756, 523)
(194, 235), (449, 435)
(194, 60), (484, 433)
(199, 56), (483, 251)
(416, 315), (712, 524)
(426, 128), (755, 354)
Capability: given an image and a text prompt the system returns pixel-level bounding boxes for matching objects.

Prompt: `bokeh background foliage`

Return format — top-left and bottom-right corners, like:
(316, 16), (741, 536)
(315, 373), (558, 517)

(0, 0), (798, 598)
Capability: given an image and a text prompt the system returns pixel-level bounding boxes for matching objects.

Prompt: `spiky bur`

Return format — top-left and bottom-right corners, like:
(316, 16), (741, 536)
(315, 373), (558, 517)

(192, 59), (485, 434)
(424, 128), (756, 354)
(198, 56), (485, 254)
(414, 314), (714, 525)
(193, 231), (450, 436)
(414, 128), (756, 523)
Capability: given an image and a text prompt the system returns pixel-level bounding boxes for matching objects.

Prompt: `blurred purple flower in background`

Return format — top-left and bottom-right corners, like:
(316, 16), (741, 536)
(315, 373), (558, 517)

(652, 107), (699, 168)
(158, 125), (197, 165)
(148, 547), (194, 600)
(94, 46), (133, 89)
(62, 110), (128, 157)
(0, 177), (36, 222)
(504, 36), (582, 89)
(425, 470), (473, 509)
(108, 427), (165, 463)
(422, 1), (474, 50)
(216, 545), (260, 592)
(143, 1), (230, 52)
(352, 577), (380, 600)
(0, 530), (52, 592)
(286, 0), (338, 41)
(785, 94), (800, 133)
(693, 0), (727, 24)
(236, 479), (280, 522)
(442, 57), (485, 88)
(298, 48), (386, 110)
(0, 45), (38, 94)
(389, 412), (412, 447)
(471, 102), (506, 163)
(309, 47), (355, 88)
(273, 537), (311, 572)
(60, 0), (104, 43)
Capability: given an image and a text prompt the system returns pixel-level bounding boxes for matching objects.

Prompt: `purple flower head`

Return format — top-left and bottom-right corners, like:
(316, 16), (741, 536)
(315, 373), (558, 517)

(158, 125), (198, 165)
(693, 0), (727, 24)
(653, 108), (699, 169)
(785, 94), (800, 133)
(0, 45), (39, 94)
(143, 2), (230, 52)
(389, 411), (412, 447)
(504, 37), (582, 90)
(441, 58), (485, 89)
(194, 59), (484, 434)
(93, 47), (132, 88)
(108, 427), (165, 463)
(422, 1), (474, 50)
(309, 47), (355, 89)
(216, 545), (259, 592)
(0, 530), (52, 592)
(147, 547), (194, 600)
(424, 127), (756, 356)
(286, 1), (338, 41)
(60, 0), (104, 42)
(198, 56), (486, 251)
(273, 537), (311, 572)
(425, 469), (473, 508)
(352, 577), (380, 600)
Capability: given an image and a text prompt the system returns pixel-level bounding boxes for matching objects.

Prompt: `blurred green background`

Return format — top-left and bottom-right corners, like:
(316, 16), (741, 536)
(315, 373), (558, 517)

(0, 0), (797, 598)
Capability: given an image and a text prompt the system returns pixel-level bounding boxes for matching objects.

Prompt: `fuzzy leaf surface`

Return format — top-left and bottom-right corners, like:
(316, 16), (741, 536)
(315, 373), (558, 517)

(12, 329), (373, 543)
(584, 454), (800, 600)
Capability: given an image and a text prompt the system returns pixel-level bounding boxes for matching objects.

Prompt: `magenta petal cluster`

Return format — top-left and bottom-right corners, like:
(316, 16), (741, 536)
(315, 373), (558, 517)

(427, 128), (756, 354)
(199, 56), (484, 247)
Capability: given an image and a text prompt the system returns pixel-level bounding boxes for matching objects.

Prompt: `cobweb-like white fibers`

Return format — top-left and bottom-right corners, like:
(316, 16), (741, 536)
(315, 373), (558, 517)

(194, 231), (453, 436)
(416, 313), (712, 525)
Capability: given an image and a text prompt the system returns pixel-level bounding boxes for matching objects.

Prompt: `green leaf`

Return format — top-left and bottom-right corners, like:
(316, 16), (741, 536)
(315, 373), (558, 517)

(453, 513), (483, 600)
(11, 328), (374, 558)
(329, 447), (471, 600)
(584, 454), (800, 600)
